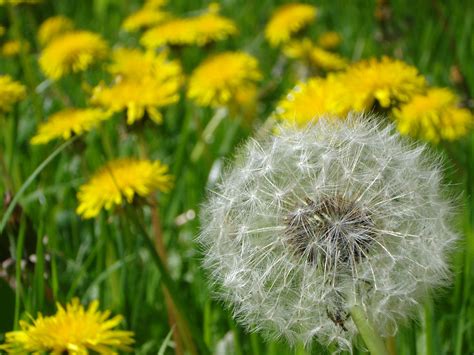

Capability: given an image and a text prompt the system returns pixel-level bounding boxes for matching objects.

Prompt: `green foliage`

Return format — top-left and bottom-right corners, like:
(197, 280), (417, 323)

(0, 0), (473, 354)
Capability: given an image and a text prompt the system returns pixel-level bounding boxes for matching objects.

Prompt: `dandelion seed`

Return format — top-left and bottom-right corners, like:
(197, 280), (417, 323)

(265, 3), (317, 47)
(200, 115), (457, 350)
(39, 30), (108, 80)
(187, 51), (261, 108)
(0, 298), (134, 354)
(393, 87), (473, 143)
(0, 75), (26, 113)
(30, 108), (112, 145)
(76, 158), (173, 219)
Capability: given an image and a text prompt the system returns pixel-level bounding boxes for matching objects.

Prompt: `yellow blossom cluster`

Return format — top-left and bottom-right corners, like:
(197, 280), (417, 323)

(276, 56), (426, 125)
(265, 3), (317, 47)
(284, 38), (348, 71)
(188, 51), (262, 108)
(1, 39), (29, 57)
(141, 11), (237, 47)
(91, 48), (183, 124)
(39, 30), (108, 80)
(37, 15), (74, 46)
(76, 158), (173, 219)
(31, 108), (112, 145)
(0, 75), (26, 113)
(394, 88), (473, 143)
(0, 299), (134, 354)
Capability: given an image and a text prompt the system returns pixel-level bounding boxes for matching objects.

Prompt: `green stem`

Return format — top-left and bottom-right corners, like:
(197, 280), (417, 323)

(0, 137), (77, 234)
(125, 207), (209, 355)
(7, 5), (43, 123)
(350, 305), (389, 355)
(13, 216), (27, 329)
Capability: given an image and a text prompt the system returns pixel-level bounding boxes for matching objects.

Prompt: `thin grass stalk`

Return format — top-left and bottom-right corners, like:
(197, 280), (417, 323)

(150, 198), (187, 355)
(0, 137), (78, 234)
(13, 215), (27, 330)
(6, 5), (43, 123)
(125, 206), (209, 355)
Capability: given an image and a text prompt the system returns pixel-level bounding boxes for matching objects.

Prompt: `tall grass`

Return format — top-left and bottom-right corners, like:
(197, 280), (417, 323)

(0, 0), (473, 353)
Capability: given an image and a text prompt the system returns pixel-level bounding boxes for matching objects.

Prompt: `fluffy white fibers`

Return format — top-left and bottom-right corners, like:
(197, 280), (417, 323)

(199, 114), (458, 350)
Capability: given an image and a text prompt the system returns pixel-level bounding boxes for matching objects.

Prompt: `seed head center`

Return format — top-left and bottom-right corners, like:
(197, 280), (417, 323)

(285, 195), (376, 266)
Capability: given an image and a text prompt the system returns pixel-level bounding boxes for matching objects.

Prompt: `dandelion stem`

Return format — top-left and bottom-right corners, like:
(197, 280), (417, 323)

(0, 137), (77, 234)
(350, 304), (389, 355)
(125, 207), (209, 355)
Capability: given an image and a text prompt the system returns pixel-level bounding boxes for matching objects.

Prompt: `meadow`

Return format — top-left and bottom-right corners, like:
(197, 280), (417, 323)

(0, 0), (473, 354)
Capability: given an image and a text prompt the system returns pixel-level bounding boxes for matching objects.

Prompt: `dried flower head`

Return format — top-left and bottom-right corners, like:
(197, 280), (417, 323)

(265, 3), (317, 47)
(187, 51), (261, 108)
(30, 108), (112, 145)
(39, 30), (108, 80)
(0, 298), (134, 354)
(393, 87), (473, 143)
(200, 115), (457, 350)
(141, 10), (237, 48)
(0, 75), (26, 113)
(77, 158), (173, 219)
(37, 15), (74, 46)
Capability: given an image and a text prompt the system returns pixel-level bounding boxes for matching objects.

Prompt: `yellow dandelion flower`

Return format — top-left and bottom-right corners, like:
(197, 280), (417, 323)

(234, 84), (259, 119)
(1, 39), (29, 57)
(91, 75), (181, 125)
(141, 11), (237, 48)
(143, 0), (167, 9)
(0, 26), (6, 37)
(37, 15), (74, 46)
(275, 75), (351, 126)
(108, 47), (182, 81)
(341, 56), (426, 111)
(39, 30), (108, 80)
(309, 46), (347, 71)
(31, 108), (112, 145)
(187, 51), (261, 108)
(317, 31), (342, 49)
(0, 75), (26, 113)
(122, 8), (169, 31)
(0, 298), (134, 354)
(76, 158), (173, 219)
(265, 3), (317, 47)
(284, 39), (347, 71)
(394, 87), (473, 143)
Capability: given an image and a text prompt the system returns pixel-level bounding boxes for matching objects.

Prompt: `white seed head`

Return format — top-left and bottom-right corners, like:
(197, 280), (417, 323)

(199, 114), (458, 350)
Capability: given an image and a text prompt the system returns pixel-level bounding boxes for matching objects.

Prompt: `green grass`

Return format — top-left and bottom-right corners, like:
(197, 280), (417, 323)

(1, 0), (473, 354)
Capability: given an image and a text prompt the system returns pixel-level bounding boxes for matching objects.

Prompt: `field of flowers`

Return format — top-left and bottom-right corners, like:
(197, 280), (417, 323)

(0, 0), (473, 354)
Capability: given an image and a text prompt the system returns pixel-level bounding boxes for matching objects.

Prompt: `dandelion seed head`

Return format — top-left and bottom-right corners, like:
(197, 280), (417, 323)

(200, 114), (457, 349)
